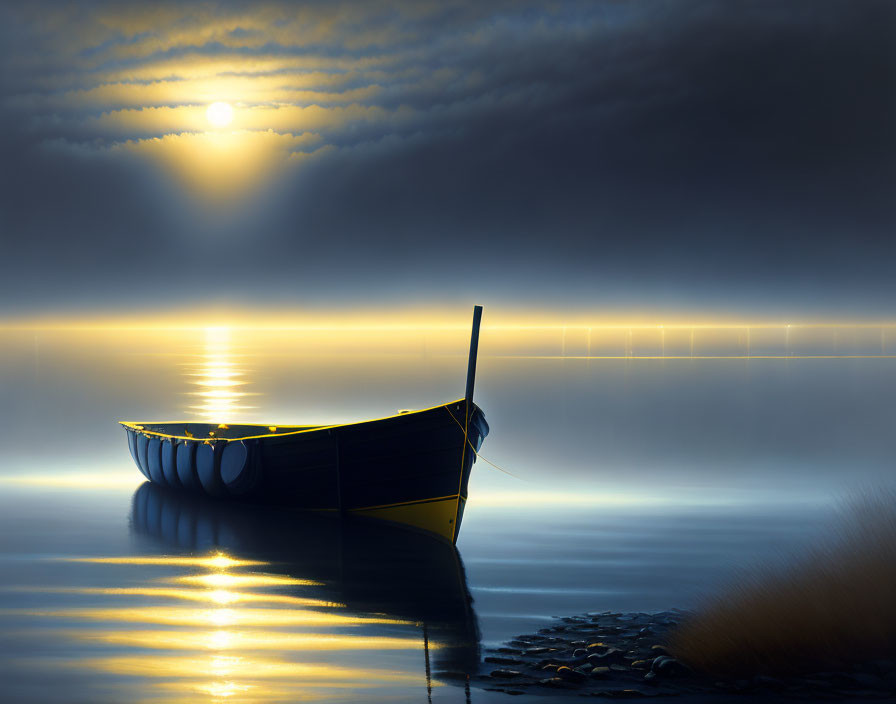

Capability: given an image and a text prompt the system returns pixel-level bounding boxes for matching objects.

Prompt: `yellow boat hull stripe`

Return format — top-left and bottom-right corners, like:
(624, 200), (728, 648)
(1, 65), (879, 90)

(350, 496), (464, 542)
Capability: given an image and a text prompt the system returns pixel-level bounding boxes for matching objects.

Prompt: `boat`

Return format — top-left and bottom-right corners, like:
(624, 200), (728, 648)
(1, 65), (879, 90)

(120, 306), (489, 543)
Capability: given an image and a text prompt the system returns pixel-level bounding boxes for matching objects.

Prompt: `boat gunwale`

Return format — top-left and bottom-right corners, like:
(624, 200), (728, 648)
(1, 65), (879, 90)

(119, 398), (470, 442)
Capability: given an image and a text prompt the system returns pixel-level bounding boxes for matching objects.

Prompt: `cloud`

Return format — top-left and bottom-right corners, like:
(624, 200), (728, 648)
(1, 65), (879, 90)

(0, 0), (893, 314)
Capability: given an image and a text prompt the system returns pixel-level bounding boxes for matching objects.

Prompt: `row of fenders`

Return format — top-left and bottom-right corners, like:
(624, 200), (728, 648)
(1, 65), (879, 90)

(125, 430), (258, 497)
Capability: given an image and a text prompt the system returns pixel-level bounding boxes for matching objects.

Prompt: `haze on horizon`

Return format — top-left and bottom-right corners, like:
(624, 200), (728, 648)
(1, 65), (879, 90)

(0, 1), (893, 318)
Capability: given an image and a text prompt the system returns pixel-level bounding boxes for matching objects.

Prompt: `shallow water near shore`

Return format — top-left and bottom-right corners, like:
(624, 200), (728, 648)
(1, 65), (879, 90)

(0, 322), (892, 701)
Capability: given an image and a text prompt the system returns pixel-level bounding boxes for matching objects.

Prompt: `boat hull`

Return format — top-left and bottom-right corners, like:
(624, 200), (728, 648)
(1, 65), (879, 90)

(120, 399), (488, 542)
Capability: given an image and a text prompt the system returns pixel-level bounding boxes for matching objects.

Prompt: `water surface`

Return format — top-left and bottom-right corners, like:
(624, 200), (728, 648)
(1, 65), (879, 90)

(0, 322), (889, 701)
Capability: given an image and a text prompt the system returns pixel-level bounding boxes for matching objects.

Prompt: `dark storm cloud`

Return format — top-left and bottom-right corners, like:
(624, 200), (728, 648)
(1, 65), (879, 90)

(0, 1), (893, 315)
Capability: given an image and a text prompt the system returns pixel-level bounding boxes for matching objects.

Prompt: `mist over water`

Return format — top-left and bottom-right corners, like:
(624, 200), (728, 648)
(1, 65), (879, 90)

(0, 320), (891, 701)
(2, 322), (893, 497)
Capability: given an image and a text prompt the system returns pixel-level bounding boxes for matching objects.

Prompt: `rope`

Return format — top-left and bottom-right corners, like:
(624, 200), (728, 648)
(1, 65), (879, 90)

(444, 407), (524, 480)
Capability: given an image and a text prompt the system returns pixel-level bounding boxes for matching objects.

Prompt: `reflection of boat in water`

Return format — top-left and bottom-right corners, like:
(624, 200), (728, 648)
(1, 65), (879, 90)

(120, 306), (488, 543)
(130, 481), (482, 682)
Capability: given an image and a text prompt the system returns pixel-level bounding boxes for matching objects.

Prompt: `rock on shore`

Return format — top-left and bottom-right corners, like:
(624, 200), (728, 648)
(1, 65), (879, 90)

(463, 611), (896, 699)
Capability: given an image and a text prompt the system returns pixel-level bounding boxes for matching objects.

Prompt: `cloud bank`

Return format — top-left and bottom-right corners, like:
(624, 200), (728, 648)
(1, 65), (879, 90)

(0, 1), (893, 315)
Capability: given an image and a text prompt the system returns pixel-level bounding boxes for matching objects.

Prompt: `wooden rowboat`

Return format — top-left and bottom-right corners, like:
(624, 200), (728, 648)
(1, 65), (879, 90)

(120, 306), (488, 542)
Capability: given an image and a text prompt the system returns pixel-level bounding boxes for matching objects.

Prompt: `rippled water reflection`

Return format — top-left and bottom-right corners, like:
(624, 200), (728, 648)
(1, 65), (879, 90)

(1, 484), (480, 703)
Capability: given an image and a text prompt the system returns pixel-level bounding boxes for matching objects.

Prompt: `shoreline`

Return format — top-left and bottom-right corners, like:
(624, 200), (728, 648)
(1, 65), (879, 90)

(459, 610), (896, 700)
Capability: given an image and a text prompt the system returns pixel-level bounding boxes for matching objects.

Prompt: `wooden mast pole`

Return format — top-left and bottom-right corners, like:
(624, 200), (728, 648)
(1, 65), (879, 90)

(464, 305), (483, 414)
(451, 305), (483, 544)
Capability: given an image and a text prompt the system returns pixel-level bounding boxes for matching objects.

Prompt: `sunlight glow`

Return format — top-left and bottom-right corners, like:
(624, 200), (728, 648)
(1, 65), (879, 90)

(206, 101), (233, 127)
(109, 130), (304, 203)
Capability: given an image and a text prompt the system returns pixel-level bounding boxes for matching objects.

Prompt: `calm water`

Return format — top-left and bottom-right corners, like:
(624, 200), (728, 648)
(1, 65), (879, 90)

(0, 322), (891, 702)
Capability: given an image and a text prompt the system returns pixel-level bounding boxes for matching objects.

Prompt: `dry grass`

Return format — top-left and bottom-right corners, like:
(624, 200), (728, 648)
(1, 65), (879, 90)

(668, 489), (896, 675)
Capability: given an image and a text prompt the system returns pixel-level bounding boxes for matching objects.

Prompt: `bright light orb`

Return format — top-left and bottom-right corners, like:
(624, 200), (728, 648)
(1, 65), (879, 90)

(206, 101), (234, 127)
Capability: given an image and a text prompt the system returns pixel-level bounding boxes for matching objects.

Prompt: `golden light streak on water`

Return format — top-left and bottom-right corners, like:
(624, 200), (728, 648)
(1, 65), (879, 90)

(16, 606), (409, 628)
(66, 629), (432, 652)
(192, 680), (250, 699)
(173, 573), (321, 588)
(13, 586), (339, 608)
(9, 550), (430, 702)
(0, 474), (141, 488)
(150, 679), (410, 703)
(3, 308), (896, 331)
(63, 554), (264, 568)
(187, 326), (255, 422)
(77, 654), (422, 682)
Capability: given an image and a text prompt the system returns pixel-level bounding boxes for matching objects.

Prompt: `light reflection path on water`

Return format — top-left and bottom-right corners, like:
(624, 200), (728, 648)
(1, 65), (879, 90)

(0, 484), (481, 703)
(21, 553), (423, 700)
(185, 326), (256, 422)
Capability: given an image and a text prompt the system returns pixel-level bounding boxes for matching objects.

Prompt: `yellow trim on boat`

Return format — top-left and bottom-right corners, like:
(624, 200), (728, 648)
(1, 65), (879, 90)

(350, 494), (463, 512)
(350, 495), (463, 542)
(119, 398), (468, 442)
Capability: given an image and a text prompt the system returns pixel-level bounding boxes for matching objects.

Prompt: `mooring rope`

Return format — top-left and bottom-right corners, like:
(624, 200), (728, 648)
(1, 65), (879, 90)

(444, 406), (524, 480)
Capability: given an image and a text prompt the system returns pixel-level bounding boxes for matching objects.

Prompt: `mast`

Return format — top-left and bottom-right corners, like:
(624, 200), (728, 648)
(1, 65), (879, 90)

(464, 305), (483, 413)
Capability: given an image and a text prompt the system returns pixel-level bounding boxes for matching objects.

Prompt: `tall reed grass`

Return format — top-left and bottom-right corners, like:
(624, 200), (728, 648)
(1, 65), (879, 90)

(668, 490), (896, 675)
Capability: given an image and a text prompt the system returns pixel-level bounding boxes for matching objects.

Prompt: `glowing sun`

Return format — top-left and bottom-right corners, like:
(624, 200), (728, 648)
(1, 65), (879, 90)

(206, 101), (234, 127)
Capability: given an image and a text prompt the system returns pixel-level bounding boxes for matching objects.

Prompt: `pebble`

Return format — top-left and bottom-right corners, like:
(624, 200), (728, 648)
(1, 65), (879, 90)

(477, 609), (896, 700)
(650, 655), (691, 676)
(539, 677), (571, 688)
(489, 669), (522, 678)
(557, 665), (586, 681)
(607, 689), (647, 698)
(588, 647), (627, 664)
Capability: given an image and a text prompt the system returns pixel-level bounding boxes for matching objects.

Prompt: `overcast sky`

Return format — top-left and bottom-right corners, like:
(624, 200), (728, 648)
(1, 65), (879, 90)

(0, 1), (893, 318)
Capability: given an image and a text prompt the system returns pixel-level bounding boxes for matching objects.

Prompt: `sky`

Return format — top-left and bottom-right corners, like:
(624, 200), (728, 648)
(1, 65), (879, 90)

(0, 0), (893, 319)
